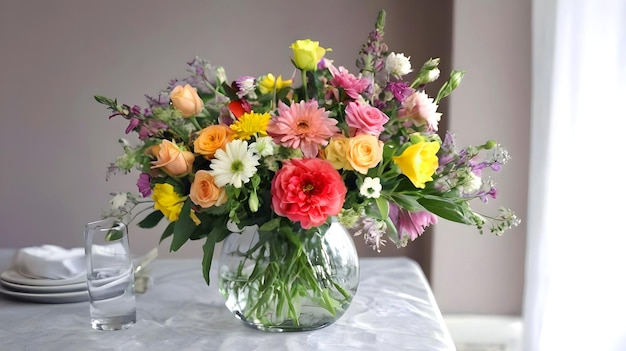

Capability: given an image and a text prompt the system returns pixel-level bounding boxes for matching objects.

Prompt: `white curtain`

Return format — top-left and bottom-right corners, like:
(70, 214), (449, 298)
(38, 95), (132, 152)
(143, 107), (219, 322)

(524, 0), (626, 350)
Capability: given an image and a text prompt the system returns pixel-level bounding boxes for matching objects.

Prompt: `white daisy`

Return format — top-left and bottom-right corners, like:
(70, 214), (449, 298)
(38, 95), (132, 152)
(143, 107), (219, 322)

(209, 140), (260, 188)
(249, 136), (277, 157)
(359, 177), (382, 199)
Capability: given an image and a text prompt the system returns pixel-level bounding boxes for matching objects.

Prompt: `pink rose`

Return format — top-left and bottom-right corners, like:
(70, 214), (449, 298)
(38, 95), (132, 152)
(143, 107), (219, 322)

(345, 101), (389, 137)
(271, 158), (347, 229)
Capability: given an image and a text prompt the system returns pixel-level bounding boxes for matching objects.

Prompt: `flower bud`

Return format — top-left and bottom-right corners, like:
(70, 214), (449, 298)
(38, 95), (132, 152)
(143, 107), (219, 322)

(248, 190), (259, 212)
(482, 140), (497, 150)
(215, 67), (227, 85)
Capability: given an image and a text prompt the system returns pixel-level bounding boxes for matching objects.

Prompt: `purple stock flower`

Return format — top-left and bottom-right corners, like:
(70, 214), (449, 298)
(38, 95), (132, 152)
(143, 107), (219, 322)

(389, 202), (438, 242)
(353, 217), (387, 252)
(385, 82), (414, 104)
(125, 117), (140, 134)
(145, 92), (171, 109)
(137, 173), (152, 197)
(138, 119), (168, 140)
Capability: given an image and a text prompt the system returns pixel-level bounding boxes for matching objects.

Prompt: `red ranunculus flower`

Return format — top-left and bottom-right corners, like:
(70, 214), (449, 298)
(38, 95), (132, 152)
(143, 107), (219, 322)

(271, 158), (347, 229)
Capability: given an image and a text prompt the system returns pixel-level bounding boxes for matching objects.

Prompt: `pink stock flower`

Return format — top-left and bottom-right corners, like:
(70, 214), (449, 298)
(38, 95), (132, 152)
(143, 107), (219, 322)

(328, 65), (371, 100)
(267, 100), (340, 158)
(271, 158), (347, 229)
(344, 101), (389, 137)
(388, 202), (438, 242)
(398, 91), (442, 132)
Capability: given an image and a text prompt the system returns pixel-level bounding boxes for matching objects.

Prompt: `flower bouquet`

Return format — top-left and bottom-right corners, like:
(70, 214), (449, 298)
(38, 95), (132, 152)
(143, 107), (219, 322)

(97, 10), (519, 331)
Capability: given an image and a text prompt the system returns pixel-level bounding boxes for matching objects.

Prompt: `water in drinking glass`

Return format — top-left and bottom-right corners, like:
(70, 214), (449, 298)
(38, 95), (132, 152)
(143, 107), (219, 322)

(87, 266), (136, 330)
(84, 219), (136, 331)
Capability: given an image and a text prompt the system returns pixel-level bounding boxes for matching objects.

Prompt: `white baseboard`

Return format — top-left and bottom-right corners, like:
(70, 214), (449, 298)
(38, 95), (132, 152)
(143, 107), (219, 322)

(443, 314), (523, 351)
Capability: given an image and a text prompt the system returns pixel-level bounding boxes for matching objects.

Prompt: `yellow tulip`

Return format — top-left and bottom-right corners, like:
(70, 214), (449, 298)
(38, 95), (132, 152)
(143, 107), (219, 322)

(258, 73), (293, 94)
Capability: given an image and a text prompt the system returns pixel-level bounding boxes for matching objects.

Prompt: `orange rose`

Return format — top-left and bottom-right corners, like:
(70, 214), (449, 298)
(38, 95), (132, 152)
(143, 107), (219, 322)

(194, 125), (233, 159)
(323, 135), (353, 171)
(170, 84), (204, 117)
(345, 134), (383, 174)
(150, 139), (195, 176)
(189, 170), (227, 208)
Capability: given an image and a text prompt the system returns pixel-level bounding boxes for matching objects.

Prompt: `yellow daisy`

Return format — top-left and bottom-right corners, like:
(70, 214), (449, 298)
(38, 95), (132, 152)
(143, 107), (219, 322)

(230, 112), (271, 140)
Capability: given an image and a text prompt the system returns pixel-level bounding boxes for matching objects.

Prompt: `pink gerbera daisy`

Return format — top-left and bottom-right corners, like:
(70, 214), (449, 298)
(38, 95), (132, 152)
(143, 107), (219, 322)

(267, 100), (340, 158)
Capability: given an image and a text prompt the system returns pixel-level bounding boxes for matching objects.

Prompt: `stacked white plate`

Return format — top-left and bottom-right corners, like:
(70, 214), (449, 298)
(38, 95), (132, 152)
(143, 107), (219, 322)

(0, 269), (89, 303)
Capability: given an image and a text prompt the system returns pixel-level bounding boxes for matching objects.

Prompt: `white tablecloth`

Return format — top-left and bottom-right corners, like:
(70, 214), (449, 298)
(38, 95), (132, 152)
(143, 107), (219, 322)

(0, 248), (455, 350)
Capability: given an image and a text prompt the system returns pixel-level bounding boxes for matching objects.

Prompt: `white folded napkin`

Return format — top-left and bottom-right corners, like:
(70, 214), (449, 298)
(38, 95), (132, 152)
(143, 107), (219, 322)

(13, 245), (85, 279)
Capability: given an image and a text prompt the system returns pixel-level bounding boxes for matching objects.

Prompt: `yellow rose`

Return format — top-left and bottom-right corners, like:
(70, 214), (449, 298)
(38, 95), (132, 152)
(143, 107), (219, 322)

(150, 139), (195, 177)
(324, 135), (353, 170)
(290, 39), (328, 71)
(193, 124), (234, 159)
(170, 84), (204, 117)
(345, 134), (383, 174)
(189, 170), (227, 208)
(258, 73), (293, 94)
(152, 183), (185, 221)
(392, 141), (440, 188)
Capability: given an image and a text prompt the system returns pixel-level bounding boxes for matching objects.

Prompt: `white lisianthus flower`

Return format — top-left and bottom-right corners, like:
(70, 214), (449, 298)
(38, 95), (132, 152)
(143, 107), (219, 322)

(360, 177), (382, 198)
(109, 192), (128, 210)
(427, 67), (440, 82)
(249, 136), (277, 157)
(209, 139), (260, 188)
(385, 52), (412, 78)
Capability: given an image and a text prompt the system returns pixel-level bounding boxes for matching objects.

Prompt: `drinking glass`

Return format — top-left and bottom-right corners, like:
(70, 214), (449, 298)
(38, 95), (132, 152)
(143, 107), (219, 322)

(84, 218), (136, 330)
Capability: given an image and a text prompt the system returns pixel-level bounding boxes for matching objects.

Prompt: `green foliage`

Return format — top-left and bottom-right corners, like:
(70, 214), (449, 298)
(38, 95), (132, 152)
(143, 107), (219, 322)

(170, 199), (195, 252)
(137, 210), (164, 228)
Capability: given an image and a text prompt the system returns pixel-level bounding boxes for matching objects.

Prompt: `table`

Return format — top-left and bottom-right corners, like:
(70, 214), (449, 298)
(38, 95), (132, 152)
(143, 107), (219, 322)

(0, 248), (455, 350)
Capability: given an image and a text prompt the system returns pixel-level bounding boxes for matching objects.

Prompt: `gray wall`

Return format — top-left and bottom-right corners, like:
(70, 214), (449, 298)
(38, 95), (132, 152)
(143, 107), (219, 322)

(432, 0), (530, 315)
(0, 0), (529, 315)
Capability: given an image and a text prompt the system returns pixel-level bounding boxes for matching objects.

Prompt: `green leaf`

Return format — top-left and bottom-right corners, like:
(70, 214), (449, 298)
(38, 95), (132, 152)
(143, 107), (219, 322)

(104, 229), (124, 241)
(94, 95), (116, 107)
(391, 193), (426, 212)
(170, 198), (195, 252)
(375, 197), (389, 220)
(137, 210), (164, 229)
(259, 217), (281, 232)
(383, 216), (402, 247)
(159, 222), (175, 244)
(418, 196), (474, 225)
(201, 234), (217, 285)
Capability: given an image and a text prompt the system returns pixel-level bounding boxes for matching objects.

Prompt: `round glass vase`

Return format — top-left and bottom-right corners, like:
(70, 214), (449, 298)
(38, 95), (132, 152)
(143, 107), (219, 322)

(217, 218), (359, 332)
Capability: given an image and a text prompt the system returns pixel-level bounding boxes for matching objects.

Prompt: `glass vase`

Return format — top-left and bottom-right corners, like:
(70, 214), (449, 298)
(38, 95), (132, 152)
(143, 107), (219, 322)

(217, 217), (359, 332)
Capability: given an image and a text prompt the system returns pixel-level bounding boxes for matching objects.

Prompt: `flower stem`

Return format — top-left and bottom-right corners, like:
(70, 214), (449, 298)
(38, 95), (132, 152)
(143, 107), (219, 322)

(301, 70), (308, 100)
(190, 116), (202, 131)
